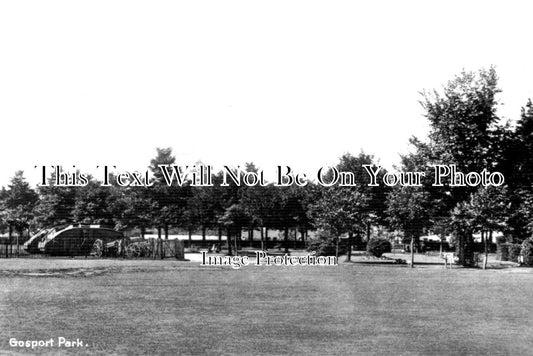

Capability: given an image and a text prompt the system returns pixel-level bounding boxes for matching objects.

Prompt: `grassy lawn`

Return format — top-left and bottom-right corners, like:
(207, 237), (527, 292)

(1, 257), (533, 355)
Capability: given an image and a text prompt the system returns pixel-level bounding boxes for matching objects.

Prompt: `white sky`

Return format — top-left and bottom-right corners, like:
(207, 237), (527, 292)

(1, 1), (533, 187)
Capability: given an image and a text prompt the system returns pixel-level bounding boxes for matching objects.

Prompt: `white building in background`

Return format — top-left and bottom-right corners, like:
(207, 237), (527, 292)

(419, 231), (504, 244)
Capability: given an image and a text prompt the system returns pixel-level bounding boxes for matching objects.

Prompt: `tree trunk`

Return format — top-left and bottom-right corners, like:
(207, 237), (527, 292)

(157, 227), (162, 260)
(16, 229), (20, 258)
(284, 227), (289, 253)
(9, 225), (13, 258)
(226, 228), (232, 256)
(188, 227), (192, 245)
(456, 229), (474, 266)
(366, 223), (371, 242)
(410, 237), (415, 268)
(483, 230), (491, 270)
(456, 231), (464, 265)
(354, 232), (363, 248)
(260, 227), (264, 251)
(234, 228), (239, 253)
(6, 224), (12, 258)
(202, 227), (206, 242)
(346, 231), (353, 262)
(161, 226), (166, 259)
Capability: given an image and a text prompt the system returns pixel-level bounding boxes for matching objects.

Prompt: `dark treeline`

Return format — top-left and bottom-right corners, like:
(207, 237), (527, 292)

(2, 67), (533, 265)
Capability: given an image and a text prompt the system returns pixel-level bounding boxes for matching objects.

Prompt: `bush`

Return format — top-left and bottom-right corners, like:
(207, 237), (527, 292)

(520, 239), (533, 265)
(307, 231), (347, 256)
(366, 238), (392, 258)
(509, 244), (522, 262)
(499, 243), (522, 262)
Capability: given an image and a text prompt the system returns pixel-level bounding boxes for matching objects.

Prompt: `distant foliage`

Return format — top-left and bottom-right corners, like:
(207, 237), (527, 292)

(366, 238), (391, 258)
(520, 238), (533, 265)
(499, 243), (522, 262)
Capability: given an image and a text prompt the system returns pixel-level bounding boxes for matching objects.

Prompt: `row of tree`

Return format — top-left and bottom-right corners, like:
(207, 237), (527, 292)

(1, 67), (533, 265)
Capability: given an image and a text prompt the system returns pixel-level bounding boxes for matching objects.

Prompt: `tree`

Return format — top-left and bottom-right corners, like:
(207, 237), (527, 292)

(71, 177), (115, 225)
(414, 67), (509, 265)
(2, 171), (38, 256)
(309, 152), (387, 261)
(120, 187), (157, 237)
(499, 99), (533, 241)
(463, 186), (509, 269)
(240, 163), (279, 250)
(218, 204), (249, 255)
(148, 147), (191, 241)
(386, 186), (432, 267)
(33, 173), (77, 228)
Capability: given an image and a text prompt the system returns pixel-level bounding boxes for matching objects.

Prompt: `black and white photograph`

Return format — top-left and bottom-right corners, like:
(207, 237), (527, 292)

(2, 1), (533, 355)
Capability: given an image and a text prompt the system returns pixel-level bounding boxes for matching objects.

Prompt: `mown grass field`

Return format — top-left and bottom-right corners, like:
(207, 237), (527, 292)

(1, 256), (533, 355)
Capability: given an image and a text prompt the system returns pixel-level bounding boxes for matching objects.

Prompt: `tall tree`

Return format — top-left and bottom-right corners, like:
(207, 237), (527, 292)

(415, 67), (509, 265)
(499, 99), (533, 241)
(3, 171), (39, 255)
(148, 147), (191, 240)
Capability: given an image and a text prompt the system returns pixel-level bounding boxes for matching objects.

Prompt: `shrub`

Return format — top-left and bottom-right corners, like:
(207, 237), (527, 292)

(509, 244), (522, 262)
(499, 243), (509, 261)
(307, 230), (347, 256)
(366, 238), (392, 258)
(520, 239), (533, 265)
(499, 243), (522, 262)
